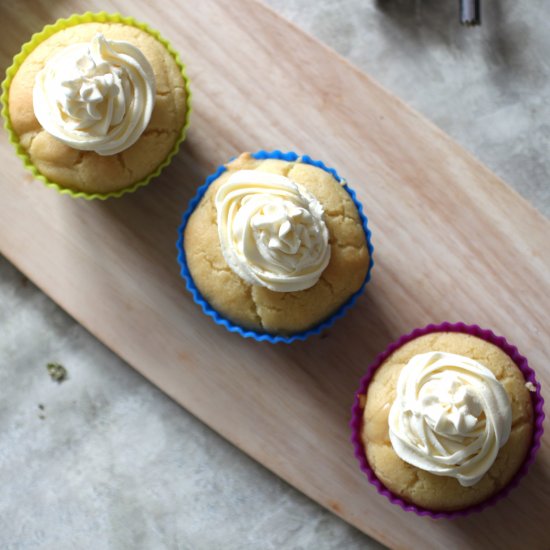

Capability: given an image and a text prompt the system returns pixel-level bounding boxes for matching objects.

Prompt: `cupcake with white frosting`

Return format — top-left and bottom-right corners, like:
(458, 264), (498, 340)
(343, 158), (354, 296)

(177, 150), (374, 342)
(2, 13), (190, 198)
(351, 323), (544, 516)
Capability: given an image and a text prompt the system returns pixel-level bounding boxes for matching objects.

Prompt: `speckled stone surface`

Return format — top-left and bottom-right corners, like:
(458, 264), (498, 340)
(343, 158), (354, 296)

(0, 260), (380, 549)
(1, 1), (549, 548)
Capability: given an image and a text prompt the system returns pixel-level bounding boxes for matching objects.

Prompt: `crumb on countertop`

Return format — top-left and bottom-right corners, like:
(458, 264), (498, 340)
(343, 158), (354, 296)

(47, 362), (67, 383)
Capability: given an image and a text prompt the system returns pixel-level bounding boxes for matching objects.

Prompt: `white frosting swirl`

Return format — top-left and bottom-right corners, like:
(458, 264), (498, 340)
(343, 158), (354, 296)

(215, 170), (331, 292)
(388, 351), (512, 487)
(33, 33), (155, 155)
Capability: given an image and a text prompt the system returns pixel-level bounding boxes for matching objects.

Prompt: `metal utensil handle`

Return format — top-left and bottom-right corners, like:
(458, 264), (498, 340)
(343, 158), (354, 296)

(460, 0), (481, 26)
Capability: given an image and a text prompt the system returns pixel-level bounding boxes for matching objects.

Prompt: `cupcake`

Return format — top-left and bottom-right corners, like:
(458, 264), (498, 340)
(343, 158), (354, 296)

(1, 12), (190, 199)
(351, 323), (544, 517)
(177, 150), (374, 342)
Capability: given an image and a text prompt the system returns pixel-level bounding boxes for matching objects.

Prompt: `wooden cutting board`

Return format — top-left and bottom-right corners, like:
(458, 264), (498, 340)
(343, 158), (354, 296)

(1, 1), (548, 548)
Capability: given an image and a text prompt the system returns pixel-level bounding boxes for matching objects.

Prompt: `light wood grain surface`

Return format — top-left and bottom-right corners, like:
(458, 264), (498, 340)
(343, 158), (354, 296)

(1, 1), (548, 548)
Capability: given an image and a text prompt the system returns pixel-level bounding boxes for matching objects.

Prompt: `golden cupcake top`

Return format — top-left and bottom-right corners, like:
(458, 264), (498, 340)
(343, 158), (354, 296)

(361, 332), (534, 512)
(184, 153), (370, 334)
(6, 19), (189, 195)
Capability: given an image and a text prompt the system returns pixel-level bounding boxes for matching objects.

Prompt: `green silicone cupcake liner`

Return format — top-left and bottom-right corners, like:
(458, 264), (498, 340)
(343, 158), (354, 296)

(0, 11), (192, 200)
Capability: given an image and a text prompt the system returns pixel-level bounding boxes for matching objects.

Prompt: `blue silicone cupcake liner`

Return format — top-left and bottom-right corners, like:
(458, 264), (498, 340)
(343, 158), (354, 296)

(176, 150), (374, 343)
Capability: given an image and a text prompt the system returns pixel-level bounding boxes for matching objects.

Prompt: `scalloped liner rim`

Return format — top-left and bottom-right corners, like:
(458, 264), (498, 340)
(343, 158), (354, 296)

(0, 11), (192, 200)
(350, 321), (545, 519)
(176, 149), (375, 344)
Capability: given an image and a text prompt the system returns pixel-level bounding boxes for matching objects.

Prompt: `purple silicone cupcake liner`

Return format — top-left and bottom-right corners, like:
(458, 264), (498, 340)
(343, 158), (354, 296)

(176, 150), (374, 343)
(350, 321), (545, 519)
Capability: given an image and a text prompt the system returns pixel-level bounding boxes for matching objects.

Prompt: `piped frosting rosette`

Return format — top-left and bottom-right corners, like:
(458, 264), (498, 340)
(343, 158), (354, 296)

(215, 170), (331, 292)
(33, 33), (155, 156)
(388, 351), (512, 487)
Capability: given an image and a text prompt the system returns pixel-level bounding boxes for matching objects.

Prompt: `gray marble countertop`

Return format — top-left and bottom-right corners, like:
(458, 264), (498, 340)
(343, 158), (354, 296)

(1, 1), (549, 549)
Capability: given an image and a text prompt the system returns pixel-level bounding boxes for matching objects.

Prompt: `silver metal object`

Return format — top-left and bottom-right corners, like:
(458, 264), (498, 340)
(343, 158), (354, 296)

(460, 0), (481, 26)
